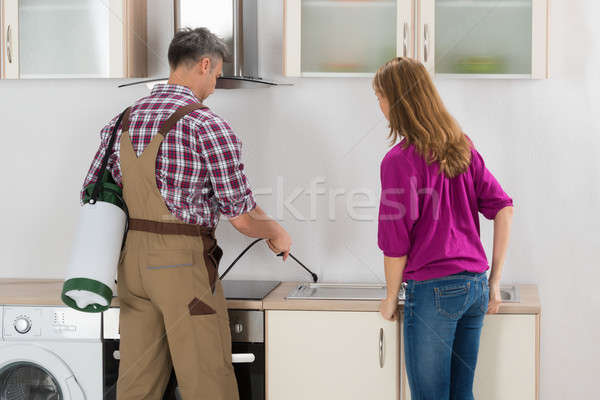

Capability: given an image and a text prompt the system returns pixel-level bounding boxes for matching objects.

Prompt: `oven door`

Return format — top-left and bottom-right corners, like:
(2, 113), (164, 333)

(103, 307), (266, 400)
(108, 342), (266, 400)
(103, 339), (176, 400)
(166, 342), (265, 400)
(231, 342), (265, 400)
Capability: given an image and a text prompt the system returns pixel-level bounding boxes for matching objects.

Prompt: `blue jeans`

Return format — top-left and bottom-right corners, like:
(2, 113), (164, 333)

(403, 271), (489, 400)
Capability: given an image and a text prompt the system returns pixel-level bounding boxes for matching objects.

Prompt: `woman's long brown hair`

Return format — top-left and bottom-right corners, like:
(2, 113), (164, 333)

(373, 57), (472, 178)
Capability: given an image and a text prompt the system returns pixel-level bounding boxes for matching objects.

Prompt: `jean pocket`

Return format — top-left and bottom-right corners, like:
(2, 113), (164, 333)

(480, 280), (490, 313)
(403, 283), (413, 319)
(434, 281), (470, 319)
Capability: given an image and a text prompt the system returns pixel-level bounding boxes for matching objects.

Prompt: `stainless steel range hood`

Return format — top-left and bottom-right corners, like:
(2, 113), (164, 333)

(175, 0), (281, 89)
(120, 0), (284, 90)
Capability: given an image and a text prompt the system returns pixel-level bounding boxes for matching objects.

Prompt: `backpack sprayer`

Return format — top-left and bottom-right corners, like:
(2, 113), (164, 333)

(62, 109), (130, 313)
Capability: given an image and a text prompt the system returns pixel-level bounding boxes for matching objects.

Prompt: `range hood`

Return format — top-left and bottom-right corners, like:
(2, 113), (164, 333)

(120, 0), (284, 90)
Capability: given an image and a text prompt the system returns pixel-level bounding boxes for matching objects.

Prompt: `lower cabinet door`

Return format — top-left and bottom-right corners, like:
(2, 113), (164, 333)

(266, 310), (399, 400)
(402, 314), (537, 400)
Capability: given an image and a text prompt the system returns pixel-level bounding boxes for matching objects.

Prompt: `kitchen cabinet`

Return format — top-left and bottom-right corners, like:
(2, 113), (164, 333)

(427, 0), (549, 78)
(284, 0), (413, 77)
(266, 310), (400, 400)
(0, 0), (147, 79)
(401, 313), (539, 399)
(284, 0), (549, 79)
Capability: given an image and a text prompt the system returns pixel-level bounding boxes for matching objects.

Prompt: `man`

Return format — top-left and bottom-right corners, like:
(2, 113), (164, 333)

(81, 28), (291, 399)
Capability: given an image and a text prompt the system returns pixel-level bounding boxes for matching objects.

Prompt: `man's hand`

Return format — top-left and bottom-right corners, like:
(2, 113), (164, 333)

(229, 206), (292, 261)
(266, 229), (292, 261)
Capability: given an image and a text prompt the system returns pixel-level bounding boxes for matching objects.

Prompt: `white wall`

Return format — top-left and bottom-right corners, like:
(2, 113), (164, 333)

(1, 0), (598, 398)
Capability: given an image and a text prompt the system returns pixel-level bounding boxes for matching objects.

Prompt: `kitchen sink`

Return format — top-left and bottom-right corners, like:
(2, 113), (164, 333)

(499, 285), (520, 302)
(286, 283), (406, 301)
(286, 283), (520, 303)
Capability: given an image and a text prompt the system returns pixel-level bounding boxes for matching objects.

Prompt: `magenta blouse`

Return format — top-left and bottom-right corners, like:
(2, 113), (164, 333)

(377, 139), (513, 282)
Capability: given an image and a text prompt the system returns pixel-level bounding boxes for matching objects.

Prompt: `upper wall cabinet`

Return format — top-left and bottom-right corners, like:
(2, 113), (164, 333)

(284, 0), (549, 79)
(0, 0), (147, 79)
(427, 0), (549, 78)
(284, 0), (413, 77)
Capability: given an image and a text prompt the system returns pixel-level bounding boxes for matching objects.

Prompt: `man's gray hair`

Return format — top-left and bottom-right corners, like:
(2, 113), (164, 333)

(168, 27), (230, 70)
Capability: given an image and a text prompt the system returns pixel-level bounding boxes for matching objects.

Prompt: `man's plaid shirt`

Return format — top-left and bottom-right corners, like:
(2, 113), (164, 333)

(81, 84), (256, 227)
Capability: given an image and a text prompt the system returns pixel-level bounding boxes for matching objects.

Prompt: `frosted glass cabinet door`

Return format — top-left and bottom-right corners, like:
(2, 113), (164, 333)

(1, 0), (147, 79)
(284, 0), (413, 76)
(423, 0), (548, 78)
(21, 0), (114, 78)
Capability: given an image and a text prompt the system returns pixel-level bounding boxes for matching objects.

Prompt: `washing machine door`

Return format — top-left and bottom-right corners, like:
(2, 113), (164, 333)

(0, 344), (84, 400)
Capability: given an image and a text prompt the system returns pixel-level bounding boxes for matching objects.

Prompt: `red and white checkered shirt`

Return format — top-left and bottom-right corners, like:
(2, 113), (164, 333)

(80, 83), (256, 227)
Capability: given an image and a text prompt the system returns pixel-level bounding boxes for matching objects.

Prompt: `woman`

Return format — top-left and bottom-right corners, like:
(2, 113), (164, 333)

(375, 57), (514, 399)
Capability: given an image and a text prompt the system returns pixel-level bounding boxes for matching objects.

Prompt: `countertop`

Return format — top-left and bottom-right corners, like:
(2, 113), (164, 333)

(0, 279), (540, 314)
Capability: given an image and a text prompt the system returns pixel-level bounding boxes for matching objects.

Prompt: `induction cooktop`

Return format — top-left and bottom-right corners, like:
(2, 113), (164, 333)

(221, 280), (281, 300)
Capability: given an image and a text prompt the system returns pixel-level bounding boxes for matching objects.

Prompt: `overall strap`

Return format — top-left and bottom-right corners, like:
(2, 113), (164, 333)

(158, 103), (208, 137)
(121, 107), (133, 132)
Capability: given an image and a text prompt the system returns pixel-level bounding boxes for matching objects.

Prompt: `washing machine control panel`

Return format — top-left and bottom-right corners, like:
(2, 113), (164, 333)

(3, 306), (101, 340)
(14, 316), (32, 334)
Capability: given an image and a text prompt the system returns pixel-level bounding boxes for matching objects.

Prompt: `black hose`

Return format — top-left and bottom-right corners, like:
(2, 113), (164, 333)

(219, 239), (318, 283)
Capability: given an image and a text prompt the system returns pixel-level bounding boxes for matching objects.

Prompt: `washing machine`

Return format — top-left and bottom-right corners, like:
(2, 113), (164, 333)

(0, 305), (103, 400)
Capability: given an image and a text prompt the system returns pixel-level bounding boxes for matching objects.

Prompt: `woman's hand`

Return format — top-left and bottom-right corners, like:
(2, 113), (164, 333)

(379, 296), (399, 321)
(487, 279), (502, 314)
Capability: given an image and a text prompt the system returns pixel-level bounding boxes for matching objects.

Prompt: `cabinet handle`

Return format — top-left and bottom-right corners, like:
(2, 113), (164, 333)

(403, 22), (409, 57)
(6, 25), (12, 64)
(378, 328), (384, 368)
(423, 24), (430, 64)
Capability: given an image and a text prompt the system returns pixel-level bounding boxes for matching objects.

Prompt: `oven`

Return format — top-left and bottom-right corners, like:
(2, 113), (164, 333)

(227, 310), (266, 400)
(163, 310), (265, 400)
(102, 308), (180, 400)
(102, 308), (265, 400)
(102, 280), (278, 400)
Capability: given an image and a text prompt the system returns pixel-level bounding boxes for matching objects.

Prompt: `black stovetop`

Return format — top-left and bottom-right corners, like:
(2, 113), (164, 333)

(221, 280), (281, 300)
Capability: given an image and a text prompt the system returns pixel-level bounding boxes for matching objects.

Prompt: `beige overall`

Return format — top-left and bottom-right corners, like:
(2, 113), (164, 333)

(115, 104), (239, 400)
